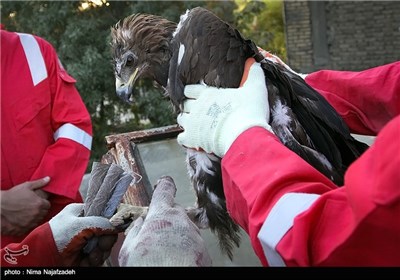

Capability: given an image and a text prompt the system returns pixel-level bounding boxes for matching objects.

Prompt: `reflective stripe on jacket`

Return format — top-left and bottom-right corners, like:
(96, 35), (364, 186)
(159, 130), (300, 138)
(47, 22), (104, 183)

(222, 60), (400, 266)
(1, 30), (93, 247)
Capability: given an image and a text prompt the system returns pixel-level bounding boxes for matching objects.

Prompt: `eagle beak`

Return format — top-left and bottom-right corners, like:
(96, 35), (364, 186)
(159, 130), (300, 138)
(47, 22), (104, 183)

(115, 68), (139, 104)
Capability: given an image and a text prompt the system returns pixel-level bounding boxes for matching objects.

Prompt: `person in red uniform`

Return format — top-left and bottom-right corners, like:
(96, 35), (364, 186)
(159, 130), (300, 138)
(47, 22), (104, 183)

(1, 198), (117, 267)
(177, 59), (400, 266)
(1, 30), (93, 247)
(1, 176), (210, 267)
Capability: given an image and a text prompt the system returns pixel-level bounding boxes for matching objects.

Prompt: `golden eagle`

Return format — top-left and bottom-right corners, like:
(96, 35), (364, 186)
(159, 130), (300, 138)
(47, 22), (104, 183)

(110, 7), (368, 260)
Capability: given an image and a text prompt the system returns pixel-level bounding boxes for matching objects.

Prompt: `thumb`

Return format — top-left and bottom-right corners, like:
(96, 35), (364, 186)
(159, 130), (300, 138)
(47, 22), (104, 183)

(28, 176), (50, 190)
(118, 216), (144, 266)
(241, 61), (265, 88)
(239, 58), (257, 87)
(176, 131), (197, 151)
(49, 203), (83, 226)
(150, 176), (177, 210)
(176, 131), (187, 147)
(62, 203), (84, 216)
(176, 112), (188, 128)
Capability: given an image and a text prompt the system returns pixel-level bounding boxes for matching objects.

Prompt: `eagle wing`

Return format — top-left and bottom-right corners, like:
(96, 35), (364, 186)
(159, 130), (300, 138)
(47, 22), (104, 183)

(168, 6), (368, 185)
(114, 6), (370, 259)
(285, 68), (369, 155)
(167, 7), (254, 111)
(261, 60), (369, 184)
(166, 7), (258, 258)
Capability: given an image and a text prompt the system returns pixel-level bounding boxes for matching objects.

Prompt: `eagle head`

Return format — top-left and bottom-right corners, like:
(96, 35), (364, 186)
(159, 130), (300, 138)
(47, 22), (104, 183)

(111, 13), (177, 103)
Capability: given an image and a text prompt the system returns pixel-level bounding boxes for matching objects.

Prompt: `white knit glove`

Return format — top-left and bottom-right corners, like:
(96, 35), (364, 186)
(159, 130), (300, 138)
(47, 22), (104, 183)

(177, 61), (272, 158)
(118, 176), (212, 267)
(49, 203), (117, 266)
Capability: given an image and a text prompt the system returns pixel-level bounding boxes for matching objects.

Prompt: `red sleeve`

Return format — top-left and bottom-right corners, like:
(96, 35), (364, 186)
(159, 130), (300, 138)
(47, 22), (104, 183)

(304, 61), (400, 135)
(222, 119), (400, 266)
(1, 223), (62, 267)
(29, 36), (92, 201)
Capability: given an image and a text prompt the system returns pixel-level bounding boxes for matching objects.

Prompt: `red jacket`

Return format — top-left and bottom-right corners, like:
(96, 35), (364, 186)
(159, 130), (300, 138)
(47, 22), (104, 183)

(1, 54), (398, 267)
(1, 30), (92, 247)
(1, 223), (61, 267)
(222, 61), (400, 266)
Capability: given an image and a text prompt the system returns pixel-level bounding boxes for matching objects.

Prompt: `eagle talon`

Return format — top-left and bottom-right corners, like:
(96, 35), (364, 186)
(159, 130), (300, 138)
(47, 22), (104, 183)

(185, 206), (210, 229)
(109, 203), (148, 229)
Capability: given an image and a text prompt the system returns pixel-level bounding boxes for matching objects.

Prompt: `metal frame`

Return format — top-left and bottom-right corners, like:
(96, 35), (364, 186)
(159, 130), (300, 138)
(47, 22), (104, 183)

(101, 124), (182, 266)
(101, 124), (183, 207)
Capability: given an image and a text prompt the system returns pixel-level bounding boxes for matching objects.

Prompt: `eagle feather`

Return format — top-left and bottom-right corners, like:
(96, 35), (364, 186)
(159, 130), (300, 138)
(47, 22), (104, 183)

(110, 7), (368, 260)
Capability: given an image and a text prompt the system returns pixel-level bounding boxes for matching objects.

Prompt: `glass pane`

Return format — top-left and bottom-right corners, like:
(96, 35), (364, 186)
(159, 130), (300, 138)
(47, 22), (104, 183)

(137, 138), (261, 266)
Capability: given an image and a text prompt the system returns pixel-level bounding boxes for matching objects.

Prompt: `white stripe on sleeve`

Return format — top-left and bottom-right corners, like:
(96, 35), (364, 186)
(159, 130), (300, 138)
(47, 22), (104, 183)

(18, 33), (48, 86)
(54, 123), (92, 150)
(257, 193), (320, 266)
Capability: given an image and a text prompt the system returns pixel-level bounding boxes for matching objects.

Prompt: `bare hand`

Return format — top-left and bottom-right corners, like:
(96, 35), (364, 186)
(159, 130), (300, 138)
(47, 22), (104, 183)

(1, 215), (27, 236)
(35, 189), (49, 199)
(1, 177), (51, 233)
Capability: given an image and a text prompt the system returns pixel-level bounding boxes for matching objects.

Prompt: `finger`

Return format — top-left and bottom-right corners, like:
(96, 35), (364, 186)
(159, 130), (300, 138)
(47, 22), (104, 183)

(176, 113), (188, 128)
(28, 176), (50, 190)
(35, 189), (49, 199)
(243, 62), (265, 87)
(40, 199), (51, 210)
(86, 164), (125, 217)
(176, 132), (193, 150)
(176, 132), (186, 147)
(184, 84), (207, 99)
(37, 208), (50, 220)
(239, 58), (256, 86)
(63, 203), (85, 216)
(151, 176), (176, 203)
(181, 99), (197, 113)
(84, 162), (111, 215)
(249, 62), (265, 80)
(103, 173), (133, 219)
(147, 176), (176, 213)
(177, 113), (194, 131)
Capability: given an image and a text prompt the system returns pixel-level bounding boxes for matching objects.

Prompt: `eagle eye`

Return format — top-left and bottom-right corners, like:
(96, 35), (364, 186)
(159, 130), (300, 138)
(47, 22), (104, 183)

(126, 55), (135, 67)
